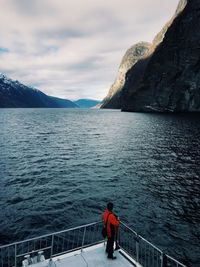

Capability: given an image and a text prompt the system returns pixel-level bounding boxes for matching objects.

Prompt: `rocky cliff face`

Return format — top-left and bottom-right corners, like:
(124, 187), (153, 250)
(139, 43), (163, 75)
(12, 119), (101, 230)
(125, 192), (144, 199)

(100, 42), (151, 109)
(102, 0), (198, 112)
(122, 0), (200, 112)
(101, 0), (187, 110)
(152, 0), (187, 49)
(0, 74), (78, 108)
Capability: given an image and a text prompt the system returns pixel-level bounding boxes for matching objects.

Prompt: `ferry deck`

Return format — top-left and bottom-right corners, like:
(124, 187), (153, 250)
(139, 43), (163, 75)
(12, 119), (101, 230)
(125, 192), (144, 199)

(0, 221), (187, 267)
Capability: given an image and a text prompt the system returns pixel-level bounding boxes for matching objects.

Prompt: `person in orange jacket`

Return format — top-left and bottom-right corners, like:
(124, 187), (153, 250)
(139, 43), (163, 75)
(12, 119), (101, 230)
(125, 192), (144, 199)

(102, 202), (120, 259)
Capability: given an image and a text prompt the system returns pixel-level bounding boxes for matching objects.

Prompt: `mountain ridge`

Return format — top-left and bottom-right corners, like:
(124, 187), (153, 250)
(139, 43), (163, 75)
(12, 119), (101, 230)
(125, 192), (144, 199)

(101, 0), (198, 113)
(100, 42), (151, 109)
(122, 0), (200, 112)
(74, 99), (101, 108)
(0, 74), (78, 108)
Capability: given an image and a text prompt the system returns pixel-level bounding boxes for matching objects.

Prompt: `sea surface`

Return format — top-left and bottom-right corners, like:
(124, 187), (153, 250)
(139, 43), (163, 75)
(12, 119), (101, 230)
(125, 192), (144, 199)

(0, 109), (199, 266)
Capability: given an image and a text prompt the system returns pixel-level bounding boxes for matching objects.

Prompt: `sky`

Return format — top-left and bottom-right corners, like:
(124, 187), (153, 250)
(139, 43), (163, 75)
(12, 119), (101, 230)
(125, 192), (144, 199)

(0, 0), (180, 100)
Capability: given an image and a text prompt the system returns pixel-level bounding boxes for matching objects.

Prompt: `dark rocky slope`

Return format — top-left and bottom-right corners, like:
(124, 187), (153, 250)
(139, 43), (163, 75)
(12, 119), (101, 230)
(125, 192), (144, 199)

(102, 0), (198, 112)
(0, 74), (78, 108)
(101, 0), (187, 110)
(122, 0), (200, 112)
(100, 42), (151, 109)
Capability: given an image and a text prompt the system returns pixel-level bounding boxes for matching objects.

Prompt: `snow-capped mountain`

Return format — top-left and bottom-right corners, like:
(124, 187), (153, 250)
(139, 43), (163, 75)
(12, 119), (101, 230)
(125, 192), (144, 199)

(0, 74), (78, 108)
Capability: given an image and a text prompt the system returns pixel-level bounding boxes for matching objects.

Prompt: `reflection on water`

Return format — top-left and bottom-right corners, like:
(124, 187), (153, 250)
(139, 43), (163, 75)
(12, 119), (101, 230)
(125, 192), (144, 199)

(0, 109), (199, 266)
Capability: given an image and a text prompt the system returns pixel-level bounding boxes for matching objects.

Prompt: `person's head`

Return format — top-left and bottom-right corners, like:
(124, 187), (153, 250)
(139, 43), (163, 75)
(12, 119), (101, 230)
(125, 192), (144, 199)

(107, 202), (113, 211)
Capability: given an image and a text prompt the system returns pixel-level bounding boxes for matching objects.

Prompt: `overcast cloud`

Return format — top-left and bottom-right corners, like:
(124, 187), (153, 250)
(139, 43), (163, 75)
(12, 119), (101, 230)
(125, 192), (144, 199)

(0, 0), (179, 100)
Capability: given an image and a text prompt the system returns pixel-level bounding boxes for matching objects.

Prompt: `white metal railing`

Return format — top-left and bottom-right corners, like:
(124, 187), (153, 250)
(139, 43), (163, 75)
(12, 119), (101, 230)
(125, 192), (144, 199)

(119, 222), (187, 267)
(0, 221), (187, 267)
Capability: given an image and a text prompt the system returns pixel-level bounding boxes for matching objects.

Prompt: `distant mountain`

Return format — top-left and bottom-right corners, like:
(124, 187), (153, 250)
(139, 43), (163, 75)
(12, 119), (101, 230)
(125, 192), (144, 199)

(74, 99), (101, 108)
(0, 74), (78, 108)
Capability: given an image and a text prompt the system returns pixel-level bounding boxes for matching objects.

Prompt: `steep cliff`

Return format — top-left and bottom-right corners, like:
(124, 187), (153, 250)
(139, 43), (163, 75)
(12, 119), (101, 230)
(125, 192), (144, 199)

(101, 0), (196, 112)
(122, 0), (200, 112)
(100, 42), (151, 109)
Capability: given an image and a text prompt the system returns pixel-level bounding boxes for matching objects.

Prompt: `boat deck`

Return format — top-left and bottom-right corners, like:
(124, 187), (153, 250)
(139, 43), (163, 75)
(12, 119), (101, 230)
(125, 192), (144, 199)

(36, 243), (140, 267)
(0, 221), (187, 267)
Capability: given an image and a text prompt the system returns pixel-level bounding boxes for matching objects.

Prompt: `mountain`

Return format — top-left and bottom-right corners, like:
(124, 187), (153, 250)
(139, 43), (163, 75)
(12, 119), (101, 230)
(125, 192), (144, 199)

(0, 74), (78, 108)
(122, 0), (197, 112)
(74, 99), (101, 108)
(102, 0), (199, 112)
(100, 42), (151, 109)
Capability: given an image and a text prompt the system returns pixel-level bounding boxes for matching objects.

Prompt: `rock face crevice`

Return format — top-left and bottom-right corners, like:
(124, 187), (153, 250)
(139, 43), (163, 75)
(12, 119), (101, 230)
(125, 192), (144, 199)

(101, 0), (200, 112)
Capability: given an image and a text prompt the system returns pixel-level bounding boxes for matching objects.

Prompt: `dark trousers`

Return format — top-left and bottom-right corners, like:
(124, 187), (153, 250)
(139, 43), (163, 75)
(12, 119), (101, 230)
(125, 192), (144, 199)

(115, 229), (119, 247)
(106, 236), (114, 258)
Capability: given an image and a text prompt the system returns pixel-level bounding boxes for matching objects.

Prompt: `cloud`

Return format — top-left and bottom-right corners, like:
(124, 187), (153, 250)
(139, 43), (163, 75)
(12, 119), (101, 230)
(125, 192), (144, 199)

(0, 0), (180, 100)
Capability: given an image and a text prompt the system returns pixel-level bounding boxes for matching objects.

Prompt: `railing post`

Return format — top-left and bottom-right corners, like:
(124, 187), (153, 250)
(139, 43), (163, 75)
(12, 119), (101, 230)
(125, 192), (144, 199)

(161, 252), (164, 267)
(81, 227), (86, 252)
(163, 253), (169, 267)
(15, 244), (17, 267)
(136, 234), (139, 263)
(50, 235), (54, 258)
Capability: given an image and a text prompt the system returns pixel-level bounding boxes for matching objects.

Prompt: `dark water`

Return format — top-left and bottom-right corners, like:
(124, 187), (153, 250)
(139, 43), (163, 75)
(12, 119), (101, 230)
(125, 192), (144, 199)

(0, 109), (200, 266)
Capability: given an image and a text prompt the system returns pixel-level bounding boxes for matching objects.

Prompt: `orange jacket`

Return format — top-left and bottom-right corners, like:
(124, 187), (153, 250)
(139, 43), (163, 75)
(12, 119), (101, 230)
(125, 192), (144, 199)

(103, 209), (120, 238)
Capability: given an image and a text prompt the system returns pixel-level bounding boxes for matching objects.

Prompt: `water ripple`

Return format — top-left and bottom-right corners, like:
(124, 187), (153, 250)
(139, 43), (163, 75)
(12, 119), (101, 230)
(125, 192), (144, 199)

(0, 109), (199, 266)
